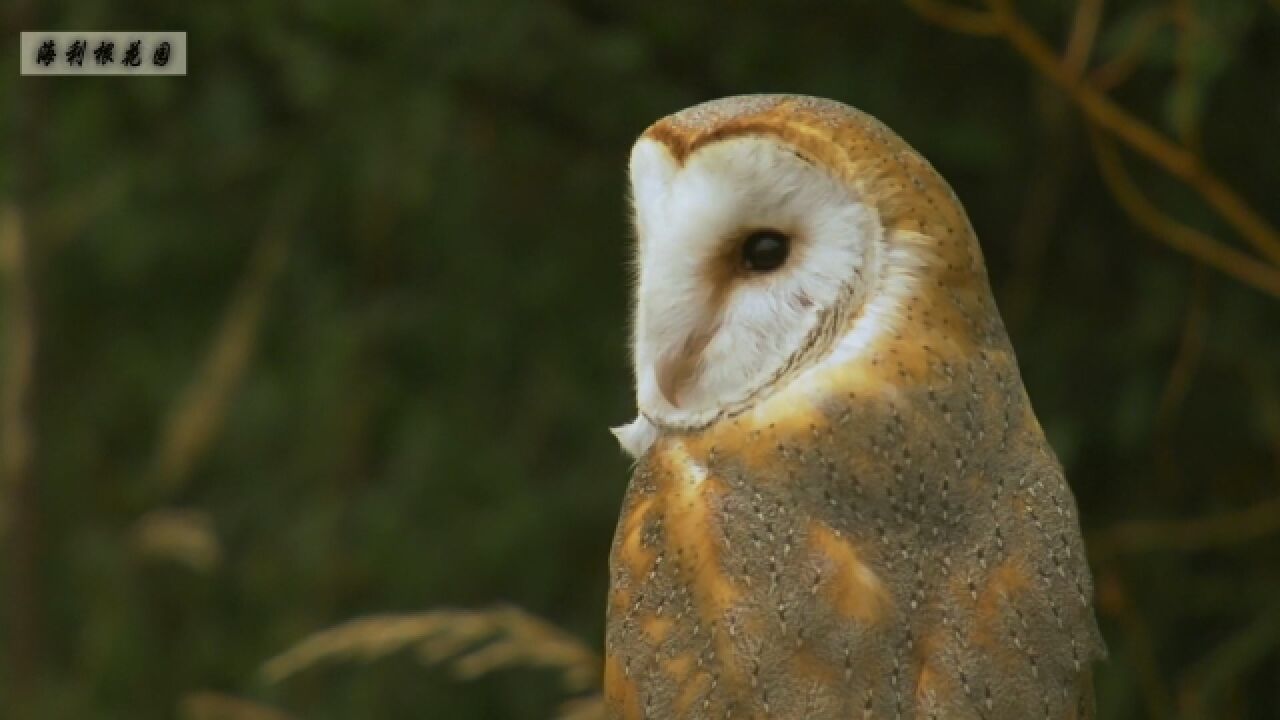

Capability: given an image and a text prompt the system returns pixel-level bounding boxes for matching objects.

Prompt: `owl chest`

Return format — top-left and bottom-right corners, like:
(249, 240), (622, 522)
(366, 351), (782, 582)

(604, 422), (1097, 719)
(610, 437), (965, 630)
(605, 448), (938, 717)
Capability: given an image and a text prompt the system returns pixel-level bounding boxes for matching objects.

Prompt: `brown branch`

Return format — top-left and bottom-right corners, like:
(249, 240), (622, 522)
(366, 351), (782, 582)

(149, 190), (300, 497)
(0, 204), (41, 709)
(0, 210), (36, 525)
(1090, 7), (1174, 91)
(902, 0), (1001, 36)
(1088, 130), (1280, 298)
(1177, 601), (1280, 719)
(1000, 92), (1076, 329)
(1089, 493), (1280, 556)
(1152, 267), (1209, 484)
(3, 2), (47, 705)
(0, 207), (35, 559)
(981, 0), (1280, 267)
(1000, 0), (1099, 327)
(1170, 0), (1203, 149)
(1094, 571), (1176, 719)
(1244, 363), (1280, 482)
(1062, 0), (1105, 79)
(1154, 267), (1209, 433)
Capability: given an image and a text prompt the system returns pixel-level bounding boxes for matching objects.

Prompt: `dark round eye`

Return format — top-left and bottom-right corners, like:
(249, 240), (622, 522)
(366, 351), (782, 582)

(741, 230), (790, 273)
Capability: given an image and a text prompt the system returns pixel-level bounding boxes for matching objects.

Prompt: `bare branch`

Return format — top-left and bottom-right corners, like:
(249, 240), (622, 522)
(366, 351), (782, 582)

(1062, 0), (1105, 79)
(0, 204), (41, 706)
(1087, 131), (1280, 299)
(1177, 601), (1280, 719)
(1090, 494), (1280, 556)
(1154, 267), (1209, 431)
(1093, 572), (1176, 718)
(981, 0), (1280, 267)
(902, 0), (1001, 36)
(1152, 268), (1209, 484)
(0, 207), (35, 538)
(1090, 7), (1173, 91)
(1170, 0), (1203, 149)
(1000, 0), (1105, 329)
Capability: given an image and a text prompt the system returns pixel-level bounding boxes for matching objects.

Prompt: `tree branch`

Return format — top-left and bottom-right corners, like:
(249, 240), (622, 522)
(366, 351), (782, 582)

(1094, 571), (1176, 719)
(902, 0), (1001, 36)
(1177, 600), (1280, 719)
(982, 0), (1280, 267)
(0, 204), (40, 709)
(904, 0), (1280, 293)
(1088, 130), (1280, 298)
(1152, 268), (1209, 485)
(2, 0), (46, 699)
(1090, 494), (1280, 556)
(1062, 0), (1104, 79)
(1089, 6), (1174, 91)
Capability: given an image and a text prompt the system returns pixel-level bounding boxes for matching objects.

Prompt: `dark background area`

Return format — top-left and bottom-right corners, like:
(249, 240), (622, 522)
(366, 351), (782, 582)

(2, 1), (1279, 718)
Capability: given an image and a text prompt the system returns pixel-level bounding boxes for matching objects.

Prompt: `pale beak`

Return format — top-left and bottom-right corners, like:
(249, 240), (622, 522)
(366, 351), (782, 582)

(652, 318), (720, 410)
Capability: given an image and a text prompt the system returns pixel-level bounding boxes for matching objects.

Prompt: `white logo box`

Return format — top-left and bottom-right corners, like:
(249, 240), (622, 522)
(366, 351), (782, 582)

(20, 32), (186, 75)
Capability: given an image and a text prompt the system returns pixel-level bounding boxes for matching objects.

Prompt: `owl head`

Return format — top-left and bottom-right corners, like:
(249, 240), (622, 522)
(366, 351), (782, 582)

(613, 95), (993, 457)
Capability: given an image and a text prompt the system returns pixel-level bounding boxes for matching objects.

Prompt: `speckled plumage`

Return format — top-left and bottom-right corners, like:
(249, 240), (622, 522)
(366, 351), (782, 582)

(606, 95), (1104, 719)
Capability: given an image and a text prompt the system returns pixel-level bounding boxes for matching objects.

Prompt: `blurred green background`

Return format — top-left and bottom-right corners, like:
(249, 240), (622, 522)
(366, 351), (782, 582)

(2, 1), (1279, 718)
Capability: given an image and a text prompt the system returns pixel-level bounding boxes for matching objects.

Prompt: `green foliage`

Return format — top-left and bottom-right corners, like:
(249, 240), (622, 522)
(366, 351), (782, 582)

(1, 1), (1278, 718)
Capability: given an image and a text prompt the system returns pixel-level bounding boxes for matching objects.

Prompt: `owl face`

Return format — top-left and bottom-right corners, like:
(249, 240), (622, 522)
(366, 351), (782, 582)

(622, 133), (883, 441)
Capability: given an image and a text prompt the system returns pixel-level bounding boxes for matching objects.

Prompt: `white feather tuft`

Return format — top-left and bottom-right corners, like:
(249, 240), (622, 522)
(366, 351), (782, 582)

(611, 415), (659, 458)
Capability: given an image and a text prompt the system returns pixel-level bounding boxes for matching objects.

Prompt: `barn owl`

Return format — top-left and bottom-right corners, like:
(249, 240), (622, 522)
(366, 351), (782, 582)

(605, 95), (1104, 719)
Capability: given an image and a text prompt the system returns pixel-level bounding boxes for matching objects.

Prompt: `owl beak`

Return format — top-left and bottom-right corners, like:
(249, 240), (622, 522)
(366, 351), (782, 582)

(654, 351), (690, 409)
(652, 319), (720, 410)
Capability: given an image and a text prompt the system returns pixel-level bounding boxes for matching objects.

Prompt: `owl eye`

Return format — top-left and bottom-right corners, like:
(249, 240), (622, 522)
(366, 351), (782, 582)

(741, 230), (790, 273)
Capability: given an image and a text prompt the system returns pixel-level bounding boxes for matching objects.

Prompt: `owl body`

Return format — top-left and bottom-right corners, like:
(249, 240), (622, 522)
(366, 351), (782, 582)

(606, 96), (1103, 719)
